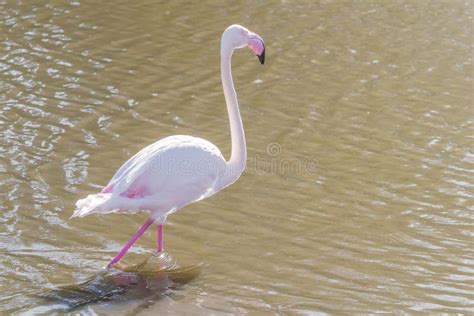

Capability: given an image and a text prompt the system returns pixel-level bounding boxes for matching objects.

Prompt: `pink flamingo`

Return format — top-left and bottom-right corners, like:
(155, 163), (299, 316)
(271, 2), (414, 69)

(72, 25), (265, 268)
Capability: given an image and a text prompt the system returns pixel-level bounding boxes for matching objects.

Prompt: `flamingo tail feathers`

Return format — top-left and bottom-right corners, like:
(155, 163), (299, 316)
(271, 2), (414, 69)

(71, 193), (150, 218)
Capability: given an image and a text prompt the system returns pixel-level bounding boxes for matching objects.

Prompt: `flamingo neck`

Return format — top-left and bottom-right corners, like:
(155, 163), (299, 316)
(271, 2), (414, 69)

(221, 46), (246, 184)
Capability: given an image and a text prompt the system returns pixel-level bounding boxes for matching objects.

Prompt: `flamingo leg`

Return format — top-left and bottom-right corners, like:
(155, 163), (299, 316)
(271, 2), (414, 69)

(107, 218), (154, 268)
(157, 224), (163, 252)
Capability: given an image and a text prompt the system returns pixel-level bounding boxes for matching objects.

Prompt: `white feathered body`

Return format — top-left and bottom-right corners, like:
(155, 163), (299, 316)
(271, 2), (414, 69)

(73, 135), (229, 222)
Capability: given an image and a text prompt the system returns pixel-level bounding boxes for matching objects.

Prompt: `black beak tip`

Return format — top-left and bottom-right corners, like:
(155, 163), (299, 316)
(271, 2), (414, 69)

(257, 47), (265, 65)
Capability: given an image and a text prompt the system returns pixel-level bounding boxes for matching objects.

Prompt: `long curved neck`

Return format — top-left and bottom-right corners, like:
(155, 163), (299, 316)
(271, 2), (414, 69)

(221, 46), (246, 181)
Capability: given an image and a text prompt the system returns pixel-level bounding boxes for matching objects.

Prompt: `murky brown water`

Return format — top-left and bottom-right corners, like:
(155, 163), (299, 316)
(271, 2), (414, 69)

(1, 0), (473, 314)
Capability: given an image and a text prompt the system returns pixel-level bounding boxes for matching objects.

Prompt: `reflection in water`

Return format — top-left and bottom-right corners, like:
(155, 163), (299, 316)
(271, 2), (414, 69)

(0, 0), (472, 314)
(38, 253), (201, 312)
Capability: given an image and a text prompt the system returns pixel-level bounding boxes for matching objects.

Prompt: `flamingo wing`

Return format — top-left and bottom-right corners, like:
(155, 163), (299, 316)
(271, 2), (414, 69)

(73, 135), (226, 218)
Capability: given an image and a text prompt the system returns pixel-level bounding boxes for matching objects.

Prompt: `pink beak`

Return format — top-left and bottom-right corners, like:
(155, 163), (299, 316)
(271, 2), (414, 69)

(248, 35), (265, 65)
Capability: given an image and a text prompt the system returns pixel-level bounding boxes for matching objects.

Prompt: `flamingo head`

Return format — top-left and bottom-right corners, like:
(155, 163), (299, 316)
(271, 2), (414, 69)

(222, 24), (265, 65)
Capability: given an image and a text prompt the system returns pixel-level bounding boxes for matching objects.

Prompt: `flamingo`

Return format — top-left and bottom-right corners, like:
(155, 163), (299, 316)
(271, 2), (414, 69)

(72, 25), (265, 268)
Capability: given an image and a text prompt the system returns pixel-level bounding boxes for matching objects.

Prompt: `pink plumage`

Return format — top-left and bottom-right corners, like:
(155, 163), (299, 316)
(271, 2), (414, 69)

(72, 25), (265, 268)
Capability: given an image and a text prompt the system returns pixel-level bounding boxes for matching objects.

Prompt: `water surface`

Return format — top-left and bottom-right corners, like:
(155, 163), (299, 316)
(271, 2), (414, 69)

(0, 0), (473, 314)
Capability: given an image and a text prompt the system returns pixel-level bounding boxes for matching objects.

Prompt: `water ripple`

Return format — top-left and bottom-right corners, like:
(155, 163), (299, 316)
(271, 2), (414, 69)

(0, 0), (473, 314)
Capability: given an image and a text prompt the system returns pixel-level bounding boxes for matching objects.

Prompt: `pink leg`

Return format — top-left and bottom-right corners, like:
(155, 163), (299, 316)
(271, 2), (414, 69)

(157, 224), (163, 252)
(107, 218), (154, 268)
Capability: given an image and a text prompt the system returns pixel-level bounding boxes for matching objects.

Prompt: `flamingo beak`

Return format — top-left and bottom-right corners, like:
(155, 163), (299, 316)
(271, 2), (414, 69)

(248, 36), (265, 65)
(257, 46), (265, 65)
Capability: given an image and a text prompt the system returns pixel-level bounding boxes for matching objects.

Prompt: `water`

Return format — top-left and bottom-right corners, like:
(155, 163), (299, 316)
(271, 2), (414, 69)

(1, 0), (473, 314)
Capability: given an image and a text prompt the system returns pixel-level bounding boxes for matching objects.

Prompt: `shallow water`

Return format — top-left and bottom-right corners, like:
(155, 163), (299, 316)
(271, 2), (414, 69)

(1, 0), (473, 314)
